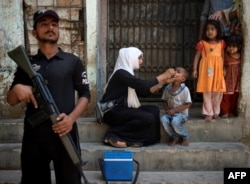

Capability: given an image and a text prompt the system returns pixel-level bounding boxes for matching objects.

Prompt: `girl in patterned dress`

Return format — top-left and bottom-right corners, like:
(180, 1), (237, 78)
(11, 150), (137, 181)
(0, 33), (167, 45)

(193, 20), (226, 122)
(220, 33), (243, 117)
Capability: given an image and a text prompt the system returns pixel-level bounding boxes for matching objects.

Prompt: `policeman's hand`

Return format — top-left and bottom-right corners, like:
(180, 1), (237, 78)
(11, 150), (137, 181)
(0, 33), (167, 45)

(52, 113), (74, 136)
(11, 84), (38, 108)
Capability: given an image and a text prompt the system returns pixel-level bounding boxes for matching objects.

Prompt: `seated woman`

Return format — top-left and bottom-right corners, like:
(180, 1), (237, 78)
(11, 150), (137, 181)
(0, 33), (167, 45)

(100, 47), (175, 148)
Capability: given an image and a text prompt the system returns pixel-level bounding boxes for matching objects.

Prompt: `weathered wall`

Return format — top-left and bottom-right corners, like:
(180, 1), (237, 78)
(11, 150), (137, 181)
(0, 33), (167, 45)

(239, 0), (250, 136)
(0, 0), (24, 118)
(24, 0), (85, 55)
(85, 0), (98, 116)
(0, 0), (99, 118)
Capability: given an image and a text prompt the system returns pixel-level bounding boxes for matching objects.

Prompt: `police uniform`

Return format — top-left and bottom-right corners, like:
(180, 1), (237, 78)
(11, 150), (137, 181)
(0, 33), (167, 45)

(9, 49), (91, 184)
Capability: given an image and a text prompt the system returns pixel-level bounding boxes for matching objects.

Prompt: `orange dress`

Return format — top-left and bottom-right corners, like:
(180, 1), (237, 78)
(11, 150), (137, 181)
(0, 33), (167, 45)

(196, 40), (226, 93)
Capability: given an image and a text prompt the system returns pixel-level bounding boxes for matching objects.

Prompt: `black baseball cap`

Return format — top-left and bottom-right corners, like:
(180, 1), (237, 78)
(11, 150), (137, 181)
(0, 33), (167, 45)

(33, 9), (59, 29)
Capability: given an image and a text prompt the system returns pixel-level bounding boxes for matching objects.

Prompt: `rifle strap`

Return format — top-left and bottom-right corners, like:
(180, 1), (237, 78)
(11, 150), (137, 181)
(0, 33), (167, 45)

(77, 164), (89, 184)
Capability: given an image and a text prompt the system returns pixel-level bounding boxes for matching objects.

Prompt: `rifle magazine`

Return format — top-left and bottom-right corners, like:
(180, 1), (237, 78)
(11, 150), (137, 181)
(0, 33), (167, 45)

(28, 109), (50, 127)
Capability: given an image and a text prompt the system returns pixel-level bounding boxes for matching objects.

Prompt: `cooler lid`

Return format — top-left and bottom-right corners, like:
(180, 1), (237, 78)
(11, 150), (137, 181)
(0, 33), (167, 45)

(103, 151), (133, 160)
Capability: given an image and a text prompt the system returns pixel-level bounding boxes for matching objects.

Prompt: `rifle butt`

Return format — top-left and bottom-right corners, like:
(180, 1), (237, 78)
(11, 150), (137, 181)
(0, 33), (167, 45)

(7, 45), (36, 78)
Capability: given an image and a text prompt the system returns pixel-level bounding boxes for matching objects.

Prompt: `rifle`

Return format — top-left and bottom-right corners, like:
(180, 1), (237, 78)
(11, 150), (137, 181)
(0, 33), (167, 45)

(7, 45), (89, 184)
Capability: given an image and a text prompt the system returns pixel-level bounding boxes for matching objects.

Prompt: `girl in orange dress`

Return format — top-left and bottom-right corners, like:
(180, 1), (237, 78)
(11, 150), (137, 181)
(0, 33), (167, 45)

(220, 33), (243, 117)
(193, 20), (226, 122)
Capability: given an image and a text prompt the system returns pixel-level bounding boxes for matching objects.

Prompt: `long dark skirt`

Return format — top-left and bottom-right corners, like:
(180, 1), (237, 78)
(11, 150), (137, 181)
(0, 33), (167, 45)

(103, 105), (161, 146)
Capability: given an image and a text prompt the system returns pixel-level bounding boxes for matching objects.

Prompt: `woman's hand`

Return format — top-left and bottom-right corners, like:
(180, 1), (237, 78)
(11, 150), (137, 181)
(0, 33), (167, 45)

(162, 68), (176, 84)
(152, 68), (176, 93)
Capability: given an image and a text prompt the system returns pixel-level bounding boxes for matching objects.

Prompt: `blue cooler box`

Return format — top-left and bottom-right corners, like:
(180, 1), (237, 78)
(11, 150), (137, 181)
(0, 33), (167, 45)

(103, 151), (133, 181)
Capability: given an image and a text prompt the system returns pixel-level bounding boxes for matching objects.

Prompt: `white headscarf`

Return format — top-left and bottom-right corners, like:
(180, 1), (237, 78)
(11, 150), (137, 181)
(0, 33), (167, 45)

(105, 47), (143, 108)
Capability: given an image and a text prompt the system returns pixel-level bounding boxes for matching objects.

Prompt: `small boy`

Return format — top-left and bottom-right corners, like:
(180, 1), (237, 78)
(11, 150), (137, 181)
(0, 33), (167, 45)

(160, 67), (192, 146)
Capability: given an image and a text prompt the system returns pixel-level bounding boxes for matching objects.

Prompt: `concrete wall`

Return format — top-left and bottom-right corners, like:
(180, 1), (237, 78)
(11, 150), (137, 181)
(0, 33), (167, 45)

(85, 0), (98, 116)
(0, 0), (24, 118)
(0, 0), (98, 118)
(239, 0), (250, 136)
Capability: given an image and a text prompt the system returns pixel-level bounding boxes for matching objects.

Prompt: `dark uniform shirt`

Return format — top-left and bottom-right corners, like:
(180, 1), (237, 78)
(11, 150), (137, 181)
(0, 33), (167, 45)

(10, 48), (90, 117)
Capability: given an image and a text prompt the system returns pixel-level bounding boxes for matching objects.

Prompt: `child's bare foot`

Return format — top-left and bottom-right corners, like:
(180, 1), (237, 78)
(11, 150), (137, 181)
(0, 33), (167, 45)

(213, 114), (220, 119)
(229, 113), (236, 117)
(221, 114), (229, 118)
(181, 138), (189, 146)
(205, 115), (212, 122)
(167, 138), (179, 146)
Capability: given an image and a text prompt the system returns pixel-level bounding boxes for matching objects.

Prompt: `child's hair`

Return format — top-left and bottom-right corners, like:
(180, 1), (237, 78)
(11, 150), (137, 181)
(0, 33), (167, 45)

(202, 19), (222, 41)
(182, 68), (189, 81)
(226, 33), (243, 51)
(176, 67), (189, 81)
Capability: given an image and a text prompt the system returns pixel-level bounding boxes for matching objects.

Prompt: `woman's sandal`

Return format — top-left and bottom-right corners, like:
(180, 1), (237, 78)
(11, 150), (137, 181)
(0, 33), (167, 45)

(108, 137), (127, 148)
(128, 142), (143, 147)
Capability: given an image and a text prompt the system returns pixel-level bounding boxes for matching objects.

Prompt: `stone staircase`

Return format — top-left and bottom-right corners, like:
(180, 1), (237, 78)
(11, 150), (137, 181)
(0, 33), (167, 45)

(0, 103), (250, 183)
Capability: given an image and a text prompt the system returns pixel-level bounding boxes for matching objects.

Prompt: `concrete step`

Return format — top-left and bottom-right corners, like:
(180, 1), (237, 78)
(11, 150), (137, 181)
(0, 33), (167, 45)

(0, 142), (249, 171)
(0, 116), (244, 143)
(0, 102), (244, 143)
(0, 103), (248, 184)
(0, 170), (224, 184)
